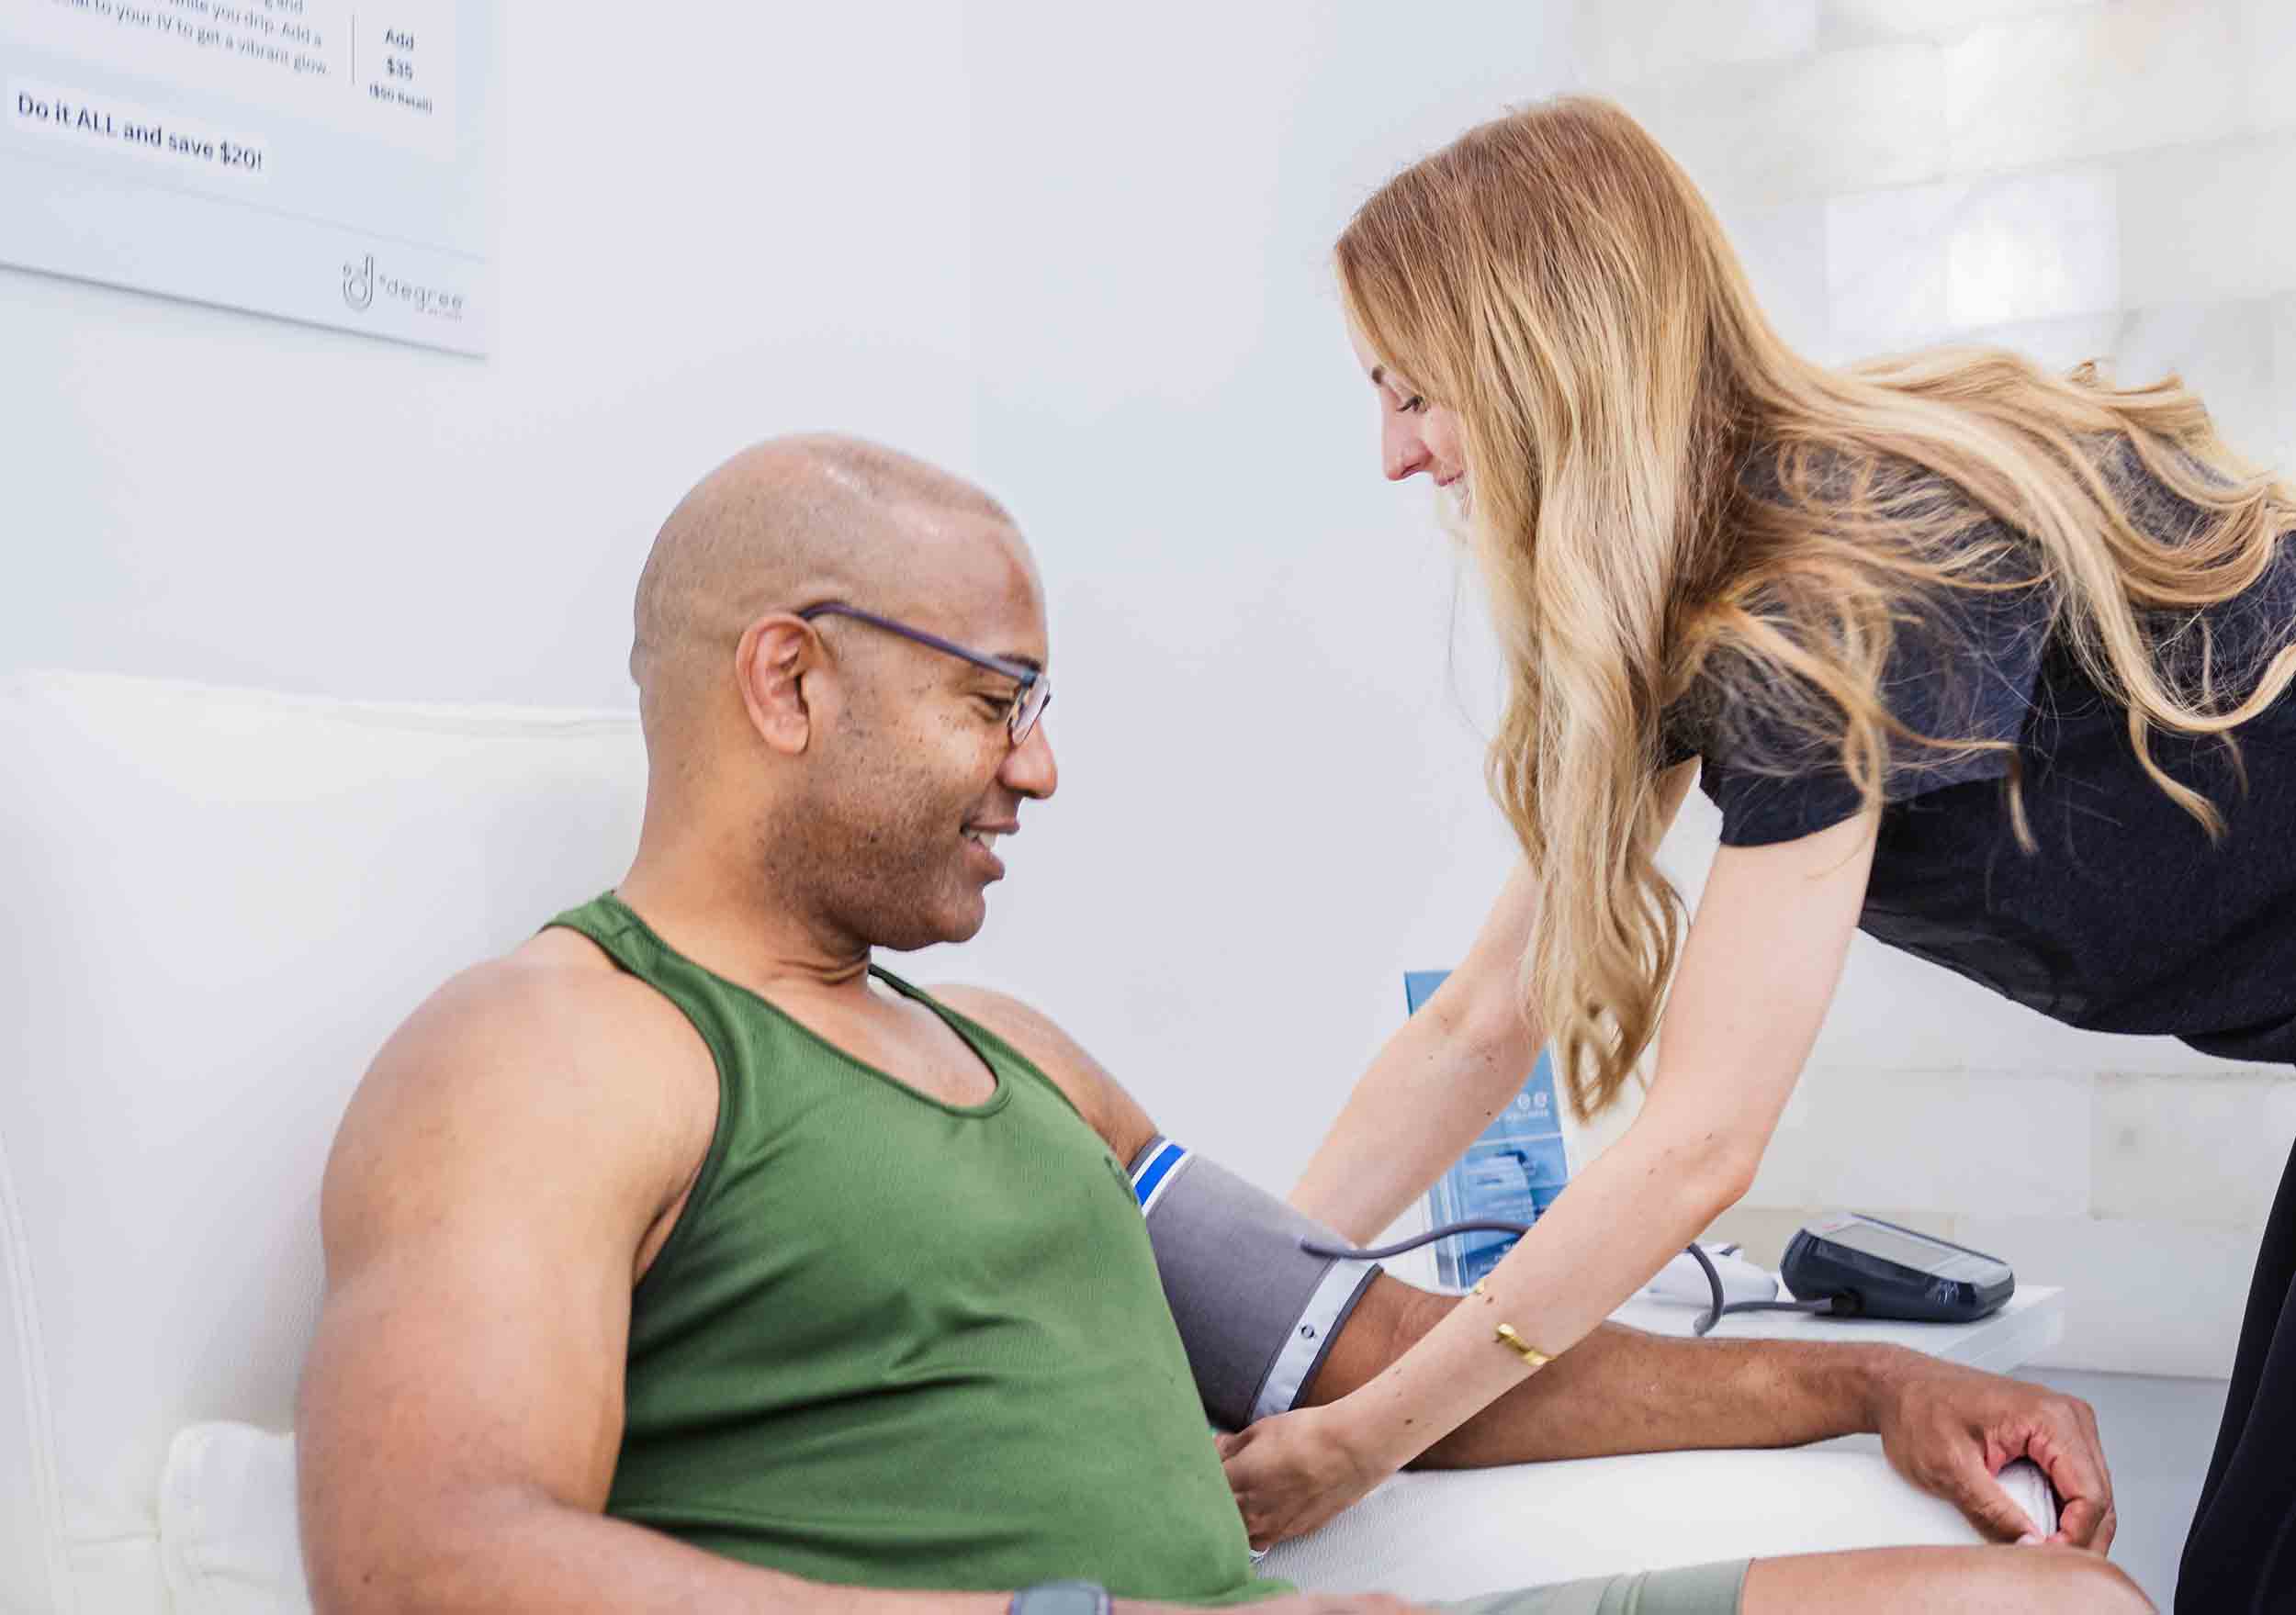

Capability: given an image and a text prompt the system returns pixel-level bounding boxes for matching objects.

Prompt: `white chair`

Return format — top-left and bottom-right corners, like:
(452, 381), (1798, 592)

(0, 672), (643, 1614)
(0, 670), (1999, 1615)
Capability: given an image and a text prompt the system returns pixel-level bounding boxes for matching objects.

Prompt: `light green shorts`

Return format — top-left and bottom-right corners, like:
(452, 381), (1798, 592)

(1441, 1556), (1750, 1615)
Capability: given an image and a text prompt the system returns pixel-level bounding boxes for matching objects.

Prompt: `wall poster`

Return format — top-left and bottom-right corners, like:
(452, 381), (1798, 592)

(2, 0), (495, 354)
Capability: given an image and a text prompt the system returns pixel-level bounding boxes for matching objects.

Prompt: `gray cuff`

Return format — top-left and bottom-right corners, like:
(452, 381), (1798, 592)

(1129, 1138), (1381, 1430)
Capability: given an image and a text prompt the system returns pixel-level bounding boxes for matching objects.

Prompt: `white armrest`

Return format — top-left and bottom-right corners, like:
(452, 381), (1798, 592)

(1259, 1447), (2047, 1598)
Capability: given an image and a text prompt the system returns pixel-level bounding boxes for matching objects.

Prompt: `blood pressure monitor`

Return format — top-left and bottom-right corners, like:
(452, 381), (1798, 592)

(1782, 1212), (2016, 1324)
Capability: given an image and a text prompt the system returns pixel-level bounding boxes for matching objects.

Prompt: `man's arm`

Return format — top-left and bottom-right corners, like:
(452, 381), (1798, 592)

(1306, 1285), (2112, 1547)
(297, 952), (1019, 1615)
(934, 985), (2113, 1550)
(1305, 1282), (1889, 1458)
(929, 986), (1894, 1459)
(930, 984), (1891, 1460)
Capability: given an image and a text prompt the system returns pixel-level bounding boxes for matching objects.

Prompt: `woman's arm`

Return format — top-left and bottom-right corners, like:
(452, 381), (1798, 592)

(1287, 857), (1542, 1243)
(1288, 759), (1703, 1244)
(1223, 804), (1879, 1549)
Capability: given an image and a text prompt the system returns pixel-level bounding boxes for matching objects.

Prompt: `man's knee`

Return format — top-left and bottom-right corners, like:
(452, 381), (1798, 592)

(1751, 1543), (2151, 1613)
(2017, 1548), (2153, 1614)
(1908, 1546), (2152, 1615)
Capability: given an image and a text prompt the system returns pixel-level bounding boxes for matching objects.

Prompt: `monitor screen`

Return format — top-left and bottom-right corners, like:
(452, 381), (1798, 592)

(1831, 1220), (1970, 1271)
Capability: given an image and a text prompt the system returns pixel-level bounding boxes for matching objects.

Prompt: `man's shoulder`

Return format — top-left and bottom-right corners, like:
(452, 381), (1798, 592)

(332, 929), (716, 1210)
(410, 928), (707, 1080)
(928, 985), (1159, 1163)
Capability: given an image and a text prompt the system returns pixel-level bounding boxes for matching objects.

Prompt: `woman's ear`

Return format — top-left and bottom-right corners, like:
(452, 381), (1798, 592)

(735, 615), (821, 754)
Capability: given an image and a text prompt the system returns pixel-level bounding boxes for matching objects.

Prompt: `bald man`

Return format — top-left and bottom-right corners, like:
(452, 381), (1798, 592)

(296, 436), (2148, 1615)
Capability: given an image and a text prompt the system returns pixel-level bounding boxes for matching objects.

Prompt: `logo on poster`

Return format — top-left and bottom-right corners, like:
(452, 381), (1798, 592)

(339, 252), (465, 322)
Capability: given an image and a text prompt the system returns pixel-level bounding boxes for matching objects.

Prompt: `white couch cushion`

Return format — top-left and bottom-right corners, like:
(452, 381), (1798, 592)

(1262, 1450), (2052, 1598)
(159, 1424), (310, 1615)
(154, 1419), (2025, 1614)
(0, 672), (645, 1615)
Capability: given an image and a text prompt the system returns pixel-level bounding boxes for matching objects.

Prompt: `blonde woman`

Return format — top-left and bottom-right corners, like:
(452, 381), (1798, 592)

(1221, 98), (2296, 1615)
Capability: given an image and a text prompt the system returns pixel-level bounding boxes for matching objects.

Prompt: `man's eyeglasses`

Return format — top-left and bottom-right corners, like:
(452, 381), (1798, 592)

(797, 603), (1052, 746)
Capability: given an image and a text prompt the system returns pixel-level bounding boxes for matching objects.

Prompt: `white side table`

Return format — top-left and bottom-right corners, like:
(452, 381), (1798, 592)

(1609, 1284), (2065, 1375)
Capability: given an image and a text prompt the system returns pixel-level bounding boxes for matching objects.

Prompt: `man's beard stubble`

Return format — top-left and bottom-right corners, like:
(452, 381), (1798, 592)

(760, 757), (988, 956)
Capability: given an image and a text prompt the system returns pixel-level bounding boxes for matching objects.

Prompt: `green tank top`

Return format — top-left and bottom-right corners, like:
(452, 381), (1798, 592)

(547, 893), (1285, 1606)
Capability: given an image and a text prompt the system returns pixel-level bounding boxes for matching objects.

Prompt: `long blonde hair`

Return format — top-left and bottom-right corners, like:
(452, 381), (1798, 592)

(1337, 96), (2296, 1121)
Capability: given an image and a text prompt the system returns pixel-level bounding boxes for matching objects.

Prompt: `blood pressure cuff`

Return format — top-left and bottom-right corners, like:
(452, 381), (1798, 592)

(1127, 1137), (1382, 1430)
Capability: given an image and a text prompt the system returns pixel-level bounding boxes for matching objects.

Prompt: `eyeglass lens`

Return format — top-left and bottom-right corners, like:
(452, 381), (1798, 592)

(1011, 678), (1052, 745)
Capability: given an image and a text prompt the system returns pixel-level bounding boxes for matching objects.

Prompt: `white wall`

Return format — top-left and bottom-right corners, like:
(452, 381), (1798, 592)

(0, 2), (978, 705)
(11, 0), (2291, 1379)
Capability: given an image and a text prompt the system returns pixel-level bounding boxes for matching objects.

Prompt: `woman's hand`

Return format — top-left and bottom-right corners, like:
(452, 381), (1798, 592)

(1217, 1402), (1397, 1551)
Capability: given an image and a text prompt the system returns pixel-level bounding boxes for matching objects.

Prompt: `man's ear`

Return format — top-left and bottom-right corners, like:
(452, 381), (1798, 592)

(735, 615), (822, 755)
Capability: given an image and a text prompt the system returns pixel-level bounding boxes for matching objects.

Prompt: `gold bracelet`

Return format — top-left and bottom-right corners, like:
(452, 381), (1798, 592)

(1493, 1324), (1552, 1369)
(1469, 1282), (1553, 1369)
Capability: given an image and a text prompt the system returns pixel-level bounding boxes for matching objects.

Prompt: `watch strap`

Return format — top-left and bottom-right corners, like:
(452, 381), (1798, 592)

(1008, 1579), (1111, 1615)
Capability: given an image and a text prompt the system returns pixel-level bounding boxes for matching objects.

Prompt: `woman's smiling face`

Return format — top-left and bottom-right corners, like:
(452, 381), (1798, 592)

(1346, 320), (1469, 512)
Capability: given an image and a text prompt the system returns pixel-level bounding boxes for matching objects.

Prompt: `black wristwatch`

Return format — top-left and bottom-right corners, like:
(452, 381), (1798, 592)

(1008, 1580), (1111, 1615)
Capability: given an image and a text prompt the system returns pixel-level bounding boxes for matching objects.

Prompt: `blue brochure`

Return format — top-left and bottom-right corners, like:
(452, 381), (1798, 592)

(1405, 970), (1570, 1291)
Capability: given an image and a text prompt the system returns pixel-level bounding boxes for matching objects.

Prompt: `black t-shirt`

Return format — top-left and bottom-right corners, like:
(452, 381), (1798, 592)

(1669, 495), (2296, 1064)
